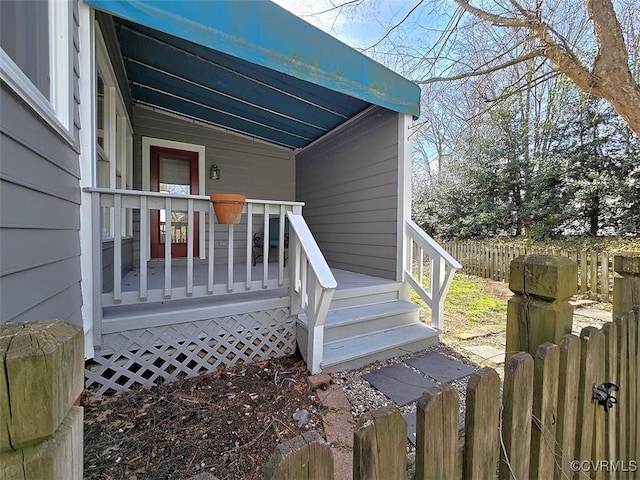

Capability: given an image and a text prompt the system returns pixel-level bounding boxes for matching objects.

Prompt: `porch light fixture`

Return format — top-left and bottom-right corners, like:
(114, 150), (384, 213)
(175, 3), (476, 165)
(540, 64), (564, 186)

(209, 163), (221, 180)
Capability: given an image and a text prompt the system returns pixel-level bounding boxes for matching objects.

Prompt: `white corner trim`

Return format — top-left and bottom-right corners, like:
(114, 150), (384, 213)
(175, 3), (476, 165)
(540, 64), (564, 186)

(397, 113), (412, 282)
(78, 2), (96, 359)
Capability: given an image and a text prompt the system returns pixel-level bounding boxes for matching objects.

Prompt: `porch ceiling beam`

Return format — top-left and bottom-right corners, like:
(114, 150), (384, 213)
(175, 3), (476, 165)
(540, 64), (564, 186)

(118, 23), (352, 121)
(124, 57), (332, 133)
(131, 82), (313, 147)
(135, 103), (296, 151)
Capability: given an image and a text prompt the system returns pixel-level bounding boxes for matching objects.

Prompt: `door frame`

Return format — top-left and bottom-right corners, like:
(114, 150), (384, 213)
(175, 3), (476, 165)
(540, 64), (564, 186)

(142, 137), (206, 260)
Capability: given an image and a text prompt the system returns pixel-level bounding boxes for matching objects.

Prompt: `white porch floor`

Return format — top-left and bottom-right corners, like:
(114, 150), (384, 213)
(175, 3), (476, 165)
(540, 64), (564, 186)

(113, 260), (396, 295)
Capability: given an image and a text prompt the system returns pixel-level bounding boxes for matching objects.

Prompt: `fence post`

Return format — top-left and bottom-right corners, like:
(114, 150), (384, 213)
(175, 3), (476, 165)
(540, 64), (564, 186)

(613, 254), (640, 319)
(353, 405), (406, 480)
(506, 255), (577, 358)
(0, 320), (84, 479)
(263, 430), (333, 480)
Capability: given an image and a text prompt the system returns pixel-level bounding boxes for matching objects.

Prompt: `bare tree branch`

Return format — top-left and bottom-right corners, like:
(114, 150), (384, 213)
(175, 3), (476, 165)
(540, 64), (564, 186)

(364, 0), (425, 51)
(417, 50), (542, 84)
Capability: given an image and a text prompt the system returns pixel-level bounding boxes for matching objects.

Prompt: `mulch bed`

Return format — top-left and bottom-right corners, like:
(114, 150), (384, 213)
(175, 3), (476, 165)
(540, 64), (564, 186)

(83, 354), (324, 480)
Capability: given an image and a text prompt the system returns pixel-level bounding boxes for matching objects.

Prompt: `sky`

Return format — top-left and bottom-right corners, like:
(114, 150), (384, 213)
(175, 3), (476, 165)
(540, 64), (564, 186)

(272, 0), (449, 53)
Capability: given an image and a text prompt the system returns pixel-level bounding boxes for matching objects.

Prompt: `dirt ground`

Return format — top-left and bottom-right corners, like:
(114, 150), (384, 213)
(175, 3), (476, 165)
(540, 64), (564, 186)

(83, 355), (324, 480)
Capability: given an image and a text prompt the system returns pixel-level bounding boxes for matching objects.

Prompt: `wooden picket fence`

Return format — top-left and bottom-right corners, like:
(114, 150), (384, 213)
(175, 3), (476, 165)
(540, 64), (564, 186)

(265, 306), (640, 479)
(440, 240), (627, 302)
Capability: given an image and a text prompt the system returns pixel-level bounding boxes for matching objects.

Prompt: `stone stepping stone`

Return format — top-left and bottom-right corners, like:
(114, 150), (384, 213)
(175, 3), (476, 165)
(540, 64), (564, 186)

(464, 345), (505, 365)
(362, 364), (435, 406)
(407, 352), (475, 383)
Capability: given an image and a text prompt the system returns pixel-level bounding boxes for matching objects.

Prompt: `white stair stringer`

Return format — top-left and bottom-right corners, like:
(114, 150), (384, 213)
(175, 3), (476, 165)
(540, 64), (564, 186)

(296, 282), (439, 372)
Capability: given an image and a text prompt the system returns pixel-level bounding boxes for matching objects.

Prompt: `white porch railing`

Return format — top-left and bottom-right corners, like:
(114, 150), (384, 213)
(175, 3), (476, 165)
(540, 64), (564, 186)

(404, 220), (462, 330)
(287, 212), (337, 374)
(86, 188), (304, 344)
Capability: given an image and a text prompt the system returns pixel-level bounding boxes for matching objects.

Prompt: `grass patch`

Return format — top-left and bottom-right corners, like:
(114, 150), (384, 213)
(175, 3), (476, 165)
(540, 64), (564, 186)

(411, 273), (507, 325)
(445, 275), (507, 323)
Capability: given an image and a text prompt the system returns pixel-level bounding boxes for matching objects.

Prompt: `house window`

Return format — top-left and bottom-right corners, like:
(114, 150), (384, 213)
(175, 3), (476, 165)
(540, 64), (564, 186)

(95, 23), (133, 238)
(0, 0), (72, 141)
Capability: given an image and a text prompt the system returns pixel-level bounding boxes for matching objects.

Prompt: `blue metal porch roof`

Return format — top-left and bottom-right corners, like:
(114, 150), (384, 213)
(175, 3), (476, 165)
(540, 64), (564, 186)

(85, 0), (421, 149)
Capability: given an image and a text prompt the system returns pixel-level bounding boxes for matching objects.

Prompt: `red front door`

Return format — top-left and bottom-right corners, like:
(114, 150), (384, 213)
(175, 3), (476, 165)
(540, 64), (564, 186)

(150, 146), (199, 258)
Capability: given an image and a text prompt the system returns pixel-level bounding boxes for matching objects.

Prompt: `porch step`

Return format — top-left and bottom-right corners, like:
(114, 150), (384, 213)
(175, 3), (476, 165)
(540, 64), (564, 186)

(298, 300), (421, 343)
(321, 323), (440, 372)
(296, 282), (439, 373)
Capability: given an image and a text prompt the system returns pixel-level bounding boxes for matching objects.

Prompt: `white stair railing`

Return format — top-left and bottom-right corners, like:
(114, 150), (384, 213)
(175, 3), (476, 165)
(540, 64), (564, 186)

(404, 220), (462, 330)
(287, 212), (337, 374)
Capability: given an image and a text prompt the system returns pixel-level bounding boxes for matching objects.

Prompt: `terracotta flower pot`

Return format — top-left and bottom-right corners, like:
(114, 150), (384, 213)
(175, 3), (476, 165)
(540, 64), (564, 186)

(209, 194), (246, 224)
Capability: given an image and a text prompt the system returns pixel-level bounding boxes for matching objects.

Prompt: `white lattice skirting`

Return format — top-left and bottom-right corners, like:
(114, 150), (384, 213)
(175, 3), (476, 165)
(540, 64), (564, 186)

(85, 308), (295, 395)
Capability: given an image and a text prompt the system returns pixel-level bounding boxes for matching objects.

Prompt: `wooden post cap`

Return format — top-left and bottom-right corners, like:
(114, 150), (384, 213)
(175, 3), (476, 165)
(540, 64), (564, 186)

(613, 254), (640, 275)
(509, 255), (577, 301)
(0, 320), (84, 451)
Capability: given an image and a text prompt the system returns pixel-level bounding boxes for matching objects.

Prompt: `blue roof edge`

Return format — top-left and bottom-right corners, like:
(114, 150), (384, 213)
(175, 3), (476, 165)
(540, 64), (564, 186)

(84, 0), (421, 118)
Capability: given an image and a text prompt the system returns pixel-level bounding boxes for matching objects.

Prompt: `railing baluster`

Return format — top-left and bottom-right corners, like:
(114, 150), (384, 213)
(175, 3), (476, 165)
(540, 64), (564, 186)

(227, 224), (234, 292)
(246, 203), (253, 289)
(278, 205), (286, 286)
(300, 251), (308, 310)
(187, 198), (194, 296)
(113, 194), (122, 303)
(207, 202), (215, 293)
(164, 197), (172, 298)
(418, 246), (424, 287)
(263, 209), (269, 287)
(139, 196), (148, 300)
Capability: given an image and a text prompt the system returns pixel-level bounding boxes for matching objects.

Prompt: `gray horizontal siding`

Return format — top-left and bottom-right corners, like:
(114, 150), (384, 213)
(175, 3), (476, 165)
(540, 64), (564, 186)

(296, 107), (399, 280)
(1, 80), (82, 325)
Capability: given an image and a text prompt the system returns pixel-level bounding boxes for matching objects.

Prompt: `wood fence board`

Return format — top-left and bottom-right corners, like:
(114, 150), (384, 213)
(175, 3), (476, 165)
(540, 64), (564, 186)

(530, 342), (560, 480)
(463, 368), (500, 479)
(555, 334), (581, 480)
(575, 327), (605, 468)
(602, 322), (618, 465)
(634, 307), (640, 465)
(415, 385), (459, 480)
(601, 253), (610, 302)
(499, 352), (534, 480)
(354, 405), (406, 480)
(580, 251), (588, 293)
(627, 311), (637, 462)
(615, 316), (628, 460)
(590, 252), (598, 295)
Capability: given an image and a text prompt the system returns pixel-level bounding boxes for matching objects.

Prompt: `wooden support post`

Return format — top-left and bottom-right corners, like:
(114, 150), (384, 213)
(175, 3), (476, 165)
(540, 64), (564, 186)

(353, 405), (406, 480)
(506, 255), (577, 359)
(1, 321), (84, 479)
(613, 254), (640, 319)
(264, 430), (333, 480)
